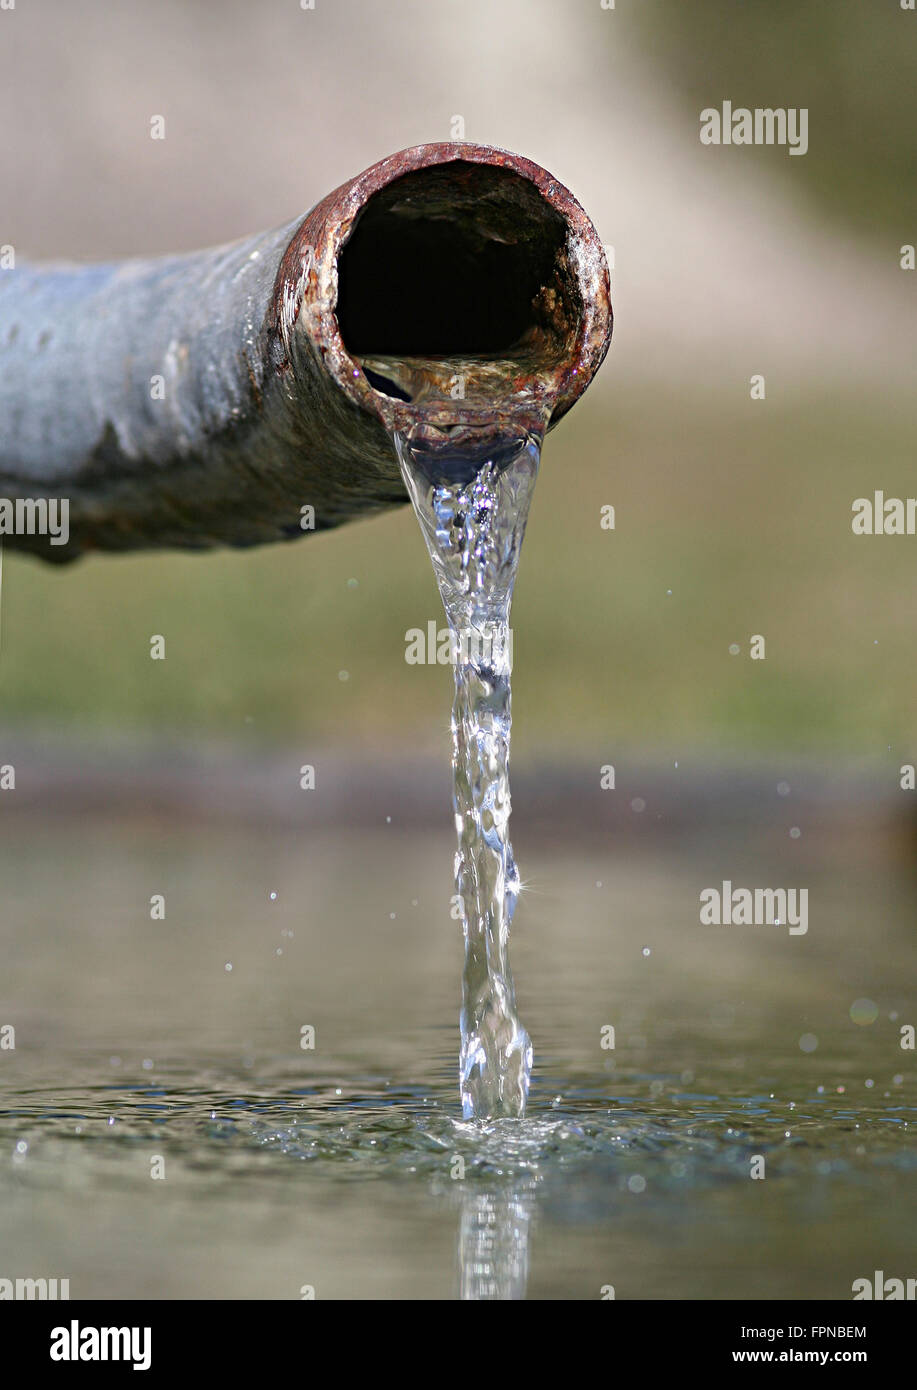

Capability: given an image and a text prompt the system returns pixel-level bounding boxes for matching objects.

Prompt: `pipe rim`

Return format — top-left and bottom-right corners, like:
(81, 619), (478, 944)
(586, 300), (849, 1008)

(273, 142), (612, 433)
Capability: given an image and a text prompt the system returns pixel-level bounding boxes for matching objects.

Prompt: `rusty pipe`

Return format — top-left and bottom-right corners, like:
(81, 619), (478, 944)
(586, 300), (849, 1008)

(0, 143), (612, 563)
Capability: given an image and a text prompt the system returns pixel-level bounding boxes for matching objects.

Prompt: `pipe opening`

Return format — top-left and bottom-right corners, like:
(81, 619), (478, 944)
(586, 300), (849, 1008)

(335, 161), (577, 387)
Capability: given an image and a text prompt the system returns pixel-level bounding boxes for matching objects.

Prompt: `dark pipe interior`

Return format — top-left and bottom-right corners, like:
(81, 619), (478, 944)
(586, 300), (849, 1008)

(336, 161), (569, 358)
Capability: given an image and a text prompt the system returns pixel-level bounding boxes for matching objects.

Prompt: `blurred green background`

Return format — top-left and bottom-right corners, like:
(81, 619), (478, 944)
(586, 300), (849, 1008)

(632, 1), (917, 240)
(4, 383), (917, 763)
(1, 0), (914, 766)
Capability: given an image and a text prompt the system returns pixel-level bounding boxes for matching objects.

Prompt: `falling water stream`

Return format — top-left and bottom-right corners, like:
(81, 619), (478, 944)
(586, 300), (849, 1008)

(394, 410), (546, 1119)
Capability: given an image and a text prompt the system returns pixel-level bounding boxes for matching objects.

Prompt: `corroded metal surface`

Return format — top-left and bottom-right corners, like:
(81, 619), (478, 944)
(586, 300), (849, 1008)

(274, 142), (611, 439)
(0, 143), (611, 562)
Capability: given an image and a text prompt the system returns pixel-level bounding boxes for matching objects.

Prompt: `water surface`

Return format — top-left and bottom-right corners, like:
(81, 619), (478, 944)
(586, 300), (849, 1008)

(0, 813), (913, 1299)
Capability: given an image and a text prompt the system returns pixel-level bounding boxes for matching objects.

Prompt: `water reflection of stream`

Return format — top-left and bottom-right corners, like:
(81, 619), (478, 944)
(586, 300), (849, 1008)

(457, 1179), (538, 1300)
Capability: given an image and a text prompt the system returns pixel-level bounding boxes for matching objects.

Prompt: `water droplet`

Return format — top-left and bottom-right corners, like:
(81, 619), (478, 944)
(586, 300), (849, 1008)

(789, 826), (801, 839)
(850, 998), (878, 1026)
(627, 1174), (646, 1193)
(729, 643), (740, 655)
(225, 962), (233, 972)
(799, 1033), (818, 1053)
(338, 670), (350, 681)
(777, 781), (790, 796)
(642, 947), (651, 957)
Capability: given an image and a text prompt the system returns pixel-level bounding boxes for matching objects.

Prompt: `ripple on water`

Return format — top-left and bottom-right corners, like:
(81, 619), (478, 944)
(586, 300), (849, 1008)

(2, 1066), (914, 1199)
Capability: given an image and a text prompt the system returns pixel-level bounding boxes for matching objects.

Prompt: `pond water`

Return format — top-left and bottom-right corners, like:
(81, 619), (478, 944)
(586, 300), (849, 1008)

(0, 810), (914, 1299)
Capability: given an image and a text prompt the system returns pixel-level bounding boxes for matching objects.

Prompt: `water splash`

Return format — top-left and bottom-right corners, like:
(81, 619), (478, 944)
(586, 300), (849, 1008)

(395, 423), (543, 1119)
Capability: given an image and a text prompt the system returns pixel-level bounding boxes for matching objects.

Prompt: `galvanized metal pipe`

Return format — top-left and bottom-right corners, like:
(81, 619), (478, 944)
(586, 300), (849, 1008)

(0, 143), (612, 563)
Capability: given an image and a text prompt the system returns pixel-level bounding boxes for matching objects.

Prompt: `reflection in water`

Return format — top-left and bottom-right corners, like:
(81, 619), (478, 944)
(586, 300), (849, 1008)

(457, 1179), (537, 1300)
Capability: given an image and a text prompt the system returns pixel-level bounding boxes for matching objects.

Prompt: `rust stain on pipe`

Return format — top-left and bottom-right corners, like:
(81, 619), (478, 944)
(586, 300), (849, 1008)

(0, 142), (611, 561)
(273, 142), (611, 434)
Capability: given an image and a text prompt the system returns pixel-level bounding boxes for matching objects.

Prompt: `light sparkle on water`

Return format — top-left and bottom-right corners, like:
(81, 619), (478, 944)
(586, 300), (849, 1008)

(395, 422), (544, 1120)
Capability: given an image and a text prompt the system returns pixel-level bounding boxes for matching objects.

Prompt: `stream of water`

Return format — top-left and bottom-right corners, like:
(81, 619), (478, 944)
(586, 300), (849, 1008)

(394, 419), (545, 1120)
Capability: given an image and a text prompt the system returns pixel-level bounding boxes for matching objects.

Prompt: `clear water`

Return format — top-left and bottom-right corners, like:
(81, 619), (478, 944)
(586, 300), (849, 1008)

(0, 816), (914, 1298)
(394, 423), (543, 1119)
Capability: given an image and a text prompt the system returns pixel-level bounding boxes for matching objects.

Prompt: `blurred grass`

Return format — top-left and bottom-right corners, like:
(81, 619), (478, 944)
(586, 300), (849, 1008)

(2, 4), (914, 765)
(632, 1), (917, 243)
(3, 382), (916, 762)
